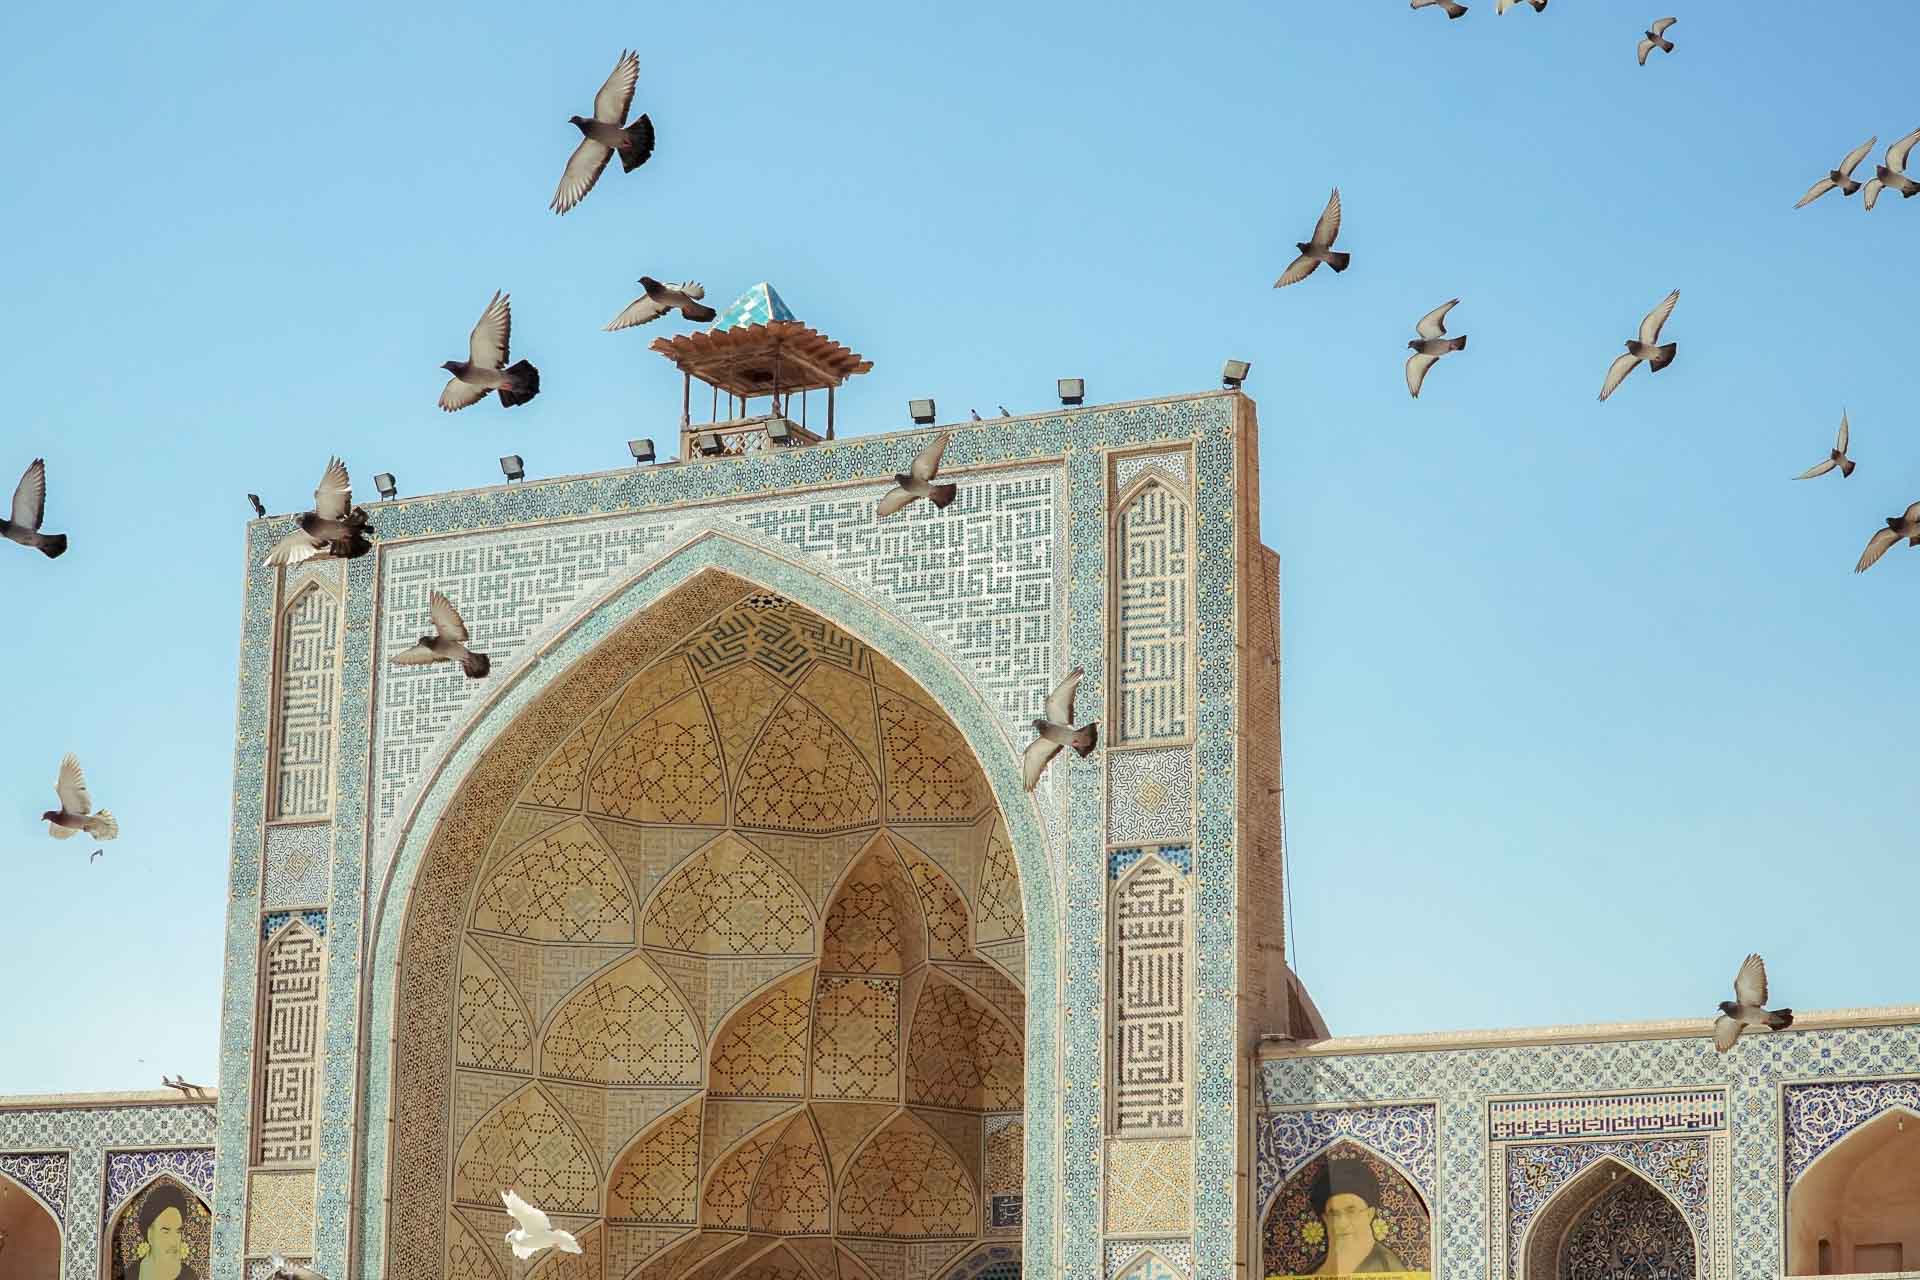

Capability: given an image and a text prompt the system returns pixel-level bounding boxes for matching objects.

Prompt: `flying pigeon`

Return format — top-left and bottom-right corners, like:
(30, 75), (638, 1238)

(1597, 289), (1680, 402)
(391, 591), (491, 678)
(2, 459), (68, 559)
(1405, 299), (1467, 399)
(1411, 0), (1468, 18)
(877, 431), (958, 517)
(263, 458), (371, 567)
(1020, 667), (1099, 792)
(502, 1189), (582, 1261)
(266, 1256), (327, 1280)
(604, 278), (717, 331)
(1794, 411), (1855, 480)
(551, 50), (654, 215)
(1274, 188), (1350, 288)
(1496, 0), (1547, 12)
(1855, 501), (1920, 574)
(247, 493), (266, 519)
(1795, 136), (1877, 208)
(1713, 953), (1794, 1052)
(43, 754), (118, 843)
(1637, 17), (1676, 64)
(1862, 127), (1920, 210)
(439, 291), (540, 412)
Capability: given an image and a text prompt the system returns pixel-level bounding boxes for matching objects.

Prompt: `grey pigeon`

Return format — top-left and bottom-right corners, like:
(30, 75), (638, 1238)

(1021, 668), (1099, 792)
(970, 409), (983, 421)
(267, 1255), (329, 1280)
(1274, 188), (1350, 288)
(1597, 289), (1679, 401)
(503, 1189), (582, 1261)
(391, 590), (491, 678)
(1855, 501), (1920, 574)
(2, 459), (68, 559)
(1405, 299), (1467, 398)
(1496, 0), (1547, 11)
(1637, 17), (1676, 64)
(551, 50), (654, 215)
(604, 278), (717, 331)
(1411, 0), (1468, 18)
(439, 291), (540, 411)
(877, 431), (958, 517)
(1794, 411), (1855, 479)
(44, 754), (117, 842)
(1713, 953), (1793, 1052)
(1795, 136), (1877, 208)
(161, 1075), (210, 1098)
(1862, 127), (1920, 210)
(997, 405), (1011, 417)
(263, 458), (371, 567)
(247, 493), (266, 519)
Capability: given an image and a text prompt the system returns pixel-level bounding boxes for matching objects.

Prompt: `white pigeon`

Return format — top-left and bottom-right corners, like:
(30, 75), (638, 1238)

(262, 458), (371, 567)
(391, 591), (491, 678)
(1405, 298), (1467, 399)
(1793, 410), (1855, 480)
(1862, 127), (1920, 211)
(501, 1189), (581, 1261)
(1020, 668), (1099, 792)
(605, 278), (718, 331)
(1855, 501), (1920, 574)
(266, 1255), (327, 1280)
(552, 50), (654, 215)
(877, 431), (958, 517)
(1637, 17), (1676, 65)
(1597, 289), (1679, 402)
(1274, 188), (1349, 288)
(43, 753), (118, 842)
(1713, 953), (1794, 1052)
(1794, 135), (1877, 208)
(439, 292), (540, 412)
(1410, 0), (1468, 19)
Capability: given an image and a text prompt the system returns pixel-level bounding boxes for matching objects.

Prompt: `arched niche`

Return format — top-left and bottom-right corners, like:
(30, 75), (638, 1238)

(103, 1174), (212, 1280)
(1261, 1139), (1432, 1278)
(1520, 1158), (1695, 1280)
(1787, 1105), (1920, 1276)
(0, 1170), (62, 1278)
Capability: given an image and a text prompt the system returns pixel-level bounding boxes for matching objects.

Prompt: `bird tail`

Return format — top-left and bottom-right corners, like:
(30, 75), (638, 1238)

(334, 532), (372, 560)
(499, 360), (541, 408)
(461, 649), (492, 679)
(38, 532), (68, 559)
(1839, 178), (1861, 195)
(1768, 1008), (1794, 1031)
(1839, 457), (1856, 478)
(557, 1230), (584, 1255)
(927, 483), (958, 509)
(1449, 335), (1467, 352)
(1649, 342), (1677, 372)
(1325, 250), (1351, 272)
(85, 810), (118, 841)
(617, 114), (655, 172)
(1445, 2), (1467, 17)
(1071, 722), (1099, 758)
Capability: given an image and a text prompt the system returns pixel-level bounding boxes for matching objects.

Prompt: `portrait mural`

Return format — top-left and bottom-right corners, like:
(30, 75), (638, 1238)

(1263, 1143), (1431, 1280)
(108, 1178), (209, 1280)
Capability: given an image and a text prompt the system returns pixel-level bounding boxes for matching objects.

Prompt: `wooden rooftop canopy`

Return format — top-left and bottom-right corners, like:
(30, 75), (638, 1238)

(648, 318), (873, 399)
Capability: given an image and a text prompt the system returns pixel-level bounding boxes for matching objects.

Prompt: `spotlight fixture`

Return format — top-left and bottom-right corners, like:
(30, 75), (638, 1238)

(373, 472), (398, 500)
(691, 432), (725, 457)
(499, 455), (525, 482)
(246, 493), (266, 519)
(765, 419), (793, 446)
(1056, 377), (1084, 406)
(908, 398), (936, 426)
(627, 438), (656, 464)
(1222, 358), (1252, 389)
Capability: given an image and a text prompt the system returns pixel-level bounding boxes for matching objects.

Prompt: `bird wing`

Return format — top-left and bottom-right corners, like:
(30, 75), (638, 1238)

(1637, 37), (1655, 65)
(1887, 127), (1920, 173)
(439, 376), (490, 413)
(1733, 952), (1768, 1006)
(1836, 410), (1849, 453)
(1273, 254), (1319, 289)
(1406, 352), (1439, 399)
(10, 458), (47, 530)
(1839, 135), (1877, 178)
(390, 643), (441, 666)
(264, 529), (326, 567)
(1045, 667), (1085, 725)
(909, 431), (950, 483)
(501, 1189), (551, 1234)
(314, 457), (353, 521)
(430, 590), (469, 642)
(1650, 16), (1677, 35)
(875, 485), (917, 518)
(604, 294), (671, 331)
(1794, 458), (1837, 480)
(56, 752), (92, 815)
(1863, 178), (1885, 211)
(1638, 289), (1679, 344)
(1856, 526), (1900, 573)
(593, 50), (640, 125)
(1712, 1014), (1741, 1053)
(675, 281), (706, 301)
(1021, 737), (1061, 792)
(551, 137), (614, 215)
(468, 291), (510, 370)
(1793, 177), (1836, 208)
(1414, 298), (1458, 340)
(1597, 352), (1640, 402)
(1310, 187), (1342, 249)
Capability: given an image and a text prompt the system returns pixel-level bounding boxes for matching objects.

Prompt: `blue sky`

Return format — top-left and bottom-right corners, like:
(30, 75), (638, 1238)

(2, 1), (1916, 1092)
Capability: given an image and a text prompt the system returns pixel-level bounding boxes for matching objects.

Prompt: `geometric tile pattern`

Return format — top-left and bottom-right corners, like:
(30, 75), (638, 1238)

(812, 978), (902, 1102)
(257, 920), (325, 1163)
(102, 1148), (218, 1226)
(708, 970), (813, 1098)
(471, 820), (637, 944)
(245, 1167), (317, 1259)
(837, 1114), (977, 1238)
(1102, 1139), (1191, 1236)
(1782, 1075), (1920, 1188)
(1111, 451), (1190, 494)
(271, 582), (340, 820)
(1559, 1174), (1695, 1277)
(1110, 857), (1188, 1134)
(0, 1150), (69, 1224)
(454, 940), (534, 1073)
(451, 1085), (600, 1213)
(878, 693), (991, 821)
(539, 954), (703, 1086)
(1503, 1137), (1711, 1280)
(736, 696), (882, 832)
(606, 1103), (700, 1224)
(1104, 749), (1194, 847)
(586, 692), (726, 825)
(262, 821), (332, 909)
(906, 977), (1023, 1112)
(1256, 1103), (1438, 1213)
(972, 822), (1024, 948)
(643, 836), (816, 956)
(1103, 1240), (1192, 1280)
(1111, 480), (1190, 746)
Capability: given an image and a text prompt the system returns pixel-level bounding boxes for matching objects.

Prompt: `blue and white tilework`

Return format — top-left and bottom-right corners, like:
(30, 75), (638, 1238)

(1107, 844), (1192, 879)
(260, 909), (326, 942)
(261, 823), (332, 910)
(1105, 748), (1195, 846)
(1499, 1135), (1718, 1280)
(1254, 1103), (1437, 1215)
(1781, 1074), (1920, 1188)
(1104, 1238), (1193, 1279)
(0, 1150), (69, 1224)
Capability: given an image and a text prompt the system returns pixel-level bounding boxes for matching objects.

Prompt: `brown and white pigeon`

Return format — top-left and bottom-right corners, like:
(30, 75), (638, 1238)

(1862, 127), (1920, 210)
(1020, 667), (1099, 792)
(1405, 299), (1467, 399)
(1794, 411), (1855, 479)
(43, 754), (118, 843)
(604, 278), (718, 331)
(2, 459), (68, 559)
(1411, 0), (1468, 18)
(1855, 501), (1920, 574)
(1713, 953), (1793, 1052)
(877, 431), (958, 517)
(551, 50), (654, 215)
(263, 458), (371, 567)
(503, 1189), (581, 1261)
(1795, 136), (1877, 208)
(1597, 289), (1679, 401)
(1496, 0), (1547, 12)
(439, 291), (540, 412)
(267, 1255), (328, 1280)
(391, 591), (490, 678)
(1274, 188), (1350, 288)
(1637, 17), (1676, 64)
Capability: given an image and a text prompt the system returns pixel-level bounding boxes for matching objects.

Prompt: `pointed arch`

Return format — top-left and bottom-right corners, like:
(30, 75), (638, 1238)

(451, 1081), (603, 1213)
(734, 690), (882, 833)
(1519, 1157), (1697, 1280)
(819, 835), (927, 977)
(104, 1174), (213, 1280)
(537, 951), (703, 1086)
(256, 916), (327, 1163)
(1786, 1103), (1920, 1275)
(709, 967), (816, 1099)
(1257, 1136), (1431, 1227)
(455, 936), (534, 1073)
(644, 834), (817, 957)
(0, 1168), (62, 1278)
(745, 1110), (832, 1236)
(607, 1097), (704, 1225)
(1109, 472), (1193, 747)
(906, 972), (1023, 1113)
(1111, 1247), (1184, 1280)
(836, 1109), (978, 1238)
(1109, 852), (1191, 1136)
(702, 1110), (800, 1229)
(470, 816), (638, 944)
(1261, 1139), (1432, 1279)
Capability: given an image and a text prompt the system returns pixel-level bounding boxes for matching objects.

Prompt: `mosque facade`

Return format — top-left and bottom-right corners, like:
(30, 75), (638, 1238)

(2, 285), (1916, 1280)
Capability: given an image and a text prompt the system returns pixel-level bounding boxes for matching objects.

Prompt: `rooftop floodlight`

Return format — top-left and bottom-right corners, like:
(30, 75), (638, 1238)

(373, 472), (398, 500)
(692, 431), (725, 457)
(627, 438), (656, 464)
(1056, 377), (1085, 406)
(499, 455), (525, 482)
(765, 418), (793, 445)
(908, 398), (936, 425)
(1222, 358), (1252, 389)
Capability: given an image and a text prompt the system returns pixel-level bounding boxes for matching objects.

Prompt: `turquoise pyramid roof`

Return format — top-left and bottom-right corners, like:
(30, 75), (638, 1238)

(710, 282), (797, 331)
